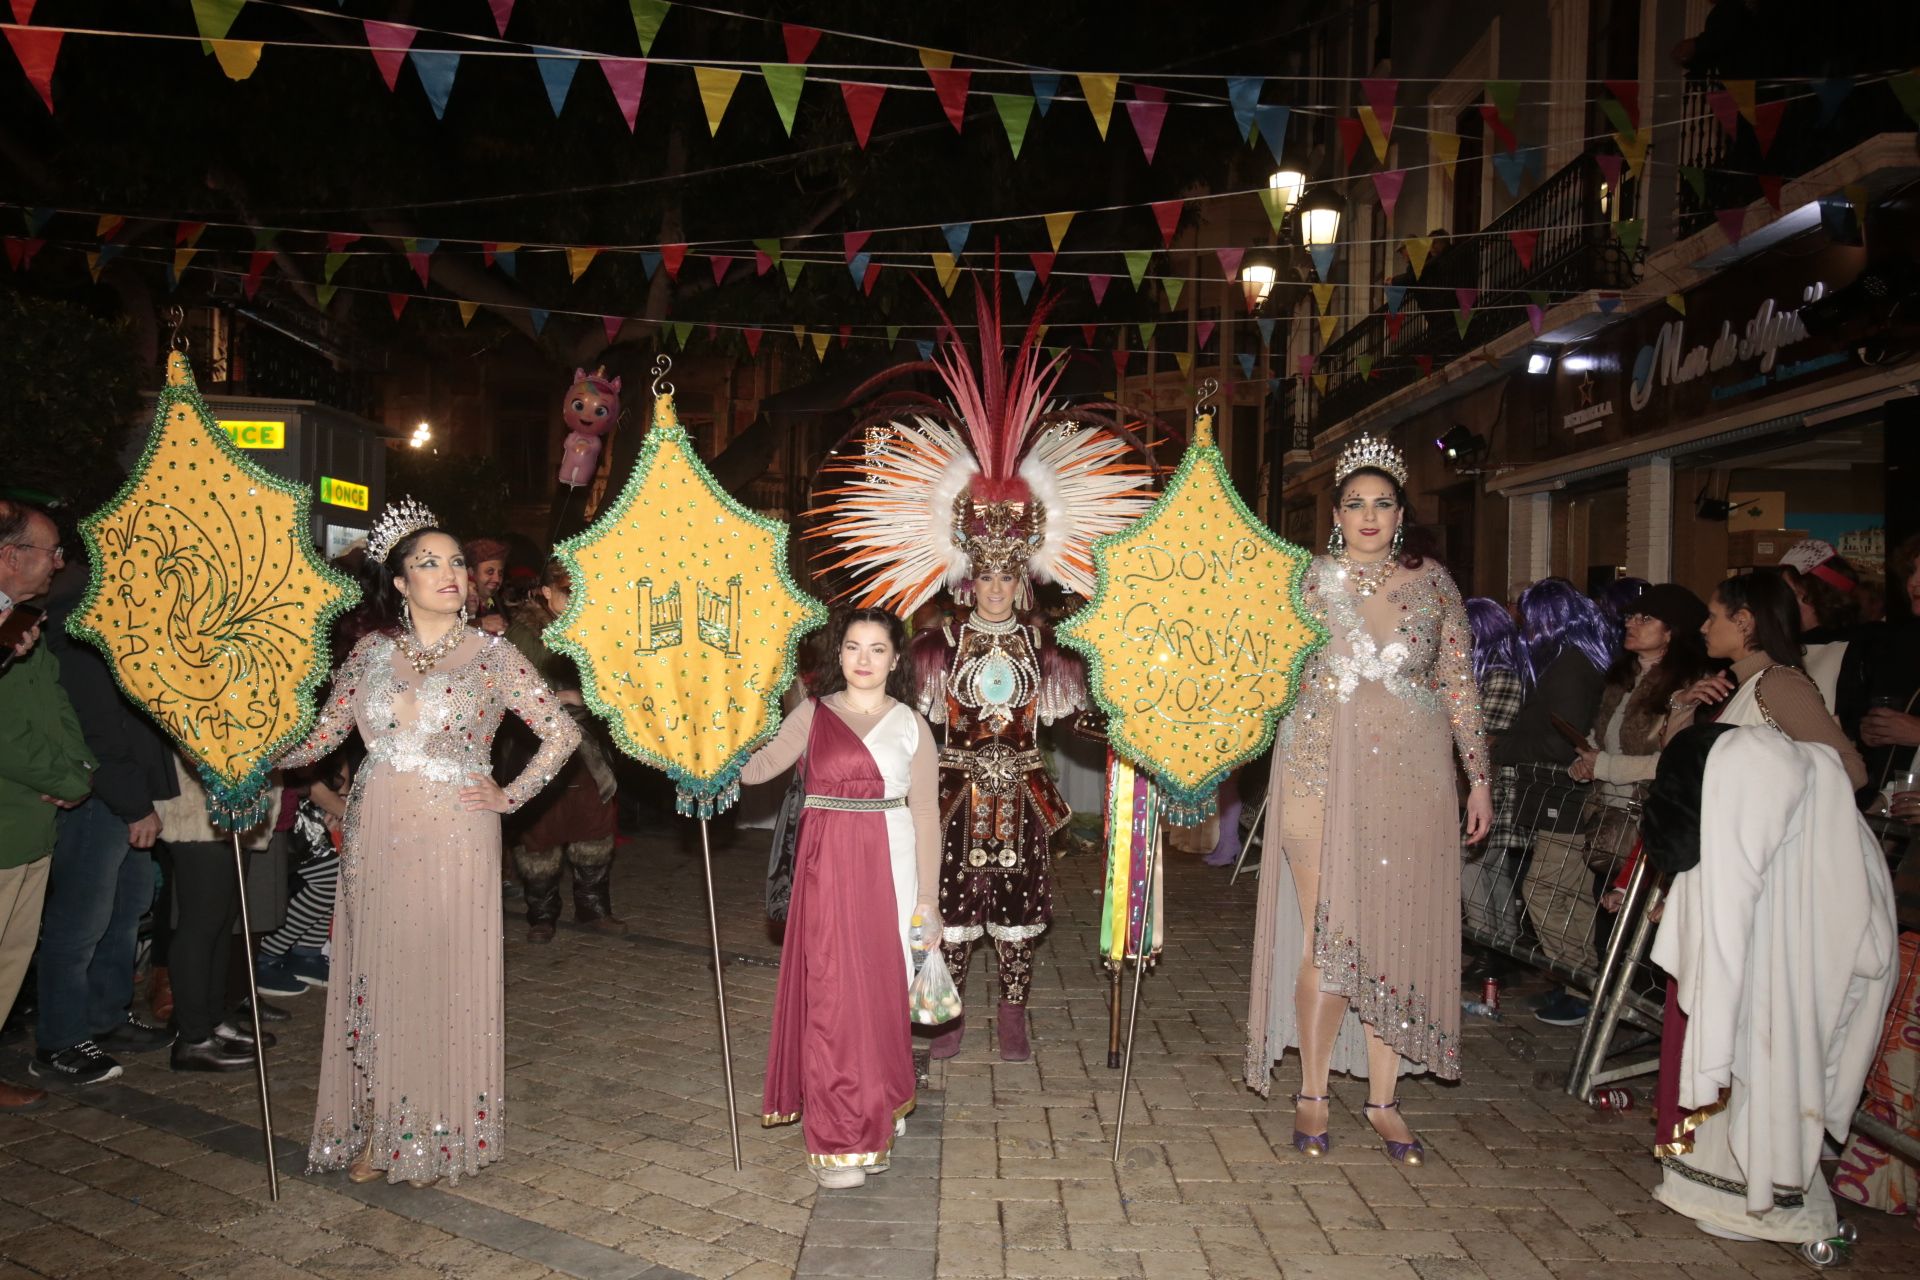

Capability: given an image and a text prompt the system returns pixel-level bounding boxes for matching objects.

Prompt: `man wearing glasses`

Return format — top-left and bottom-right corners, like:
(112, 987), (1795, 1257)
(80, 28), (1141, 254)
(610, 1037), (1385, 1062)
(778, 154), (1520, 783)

(0, 499), (96, 1110)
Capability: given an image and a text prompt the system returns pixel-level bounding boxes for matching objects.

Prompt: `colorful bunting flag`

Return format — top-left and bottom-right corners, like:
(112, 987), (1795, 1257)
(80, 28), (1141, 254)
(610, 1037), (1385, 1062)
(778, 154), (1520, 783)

(1308, 244), (1335, 282)
(1227, 76), (1262, 140)
(1384, 283), (1406, 314)
(535, 47), (579, 115)
(942, 222), (971, 258)
(782, 24), (820, 65)
(1371, 169), (1405, 221)
(1455, 287), (1478, 316)
(1614, 129), (1648, 180)
(403, 237), (437, 285)
(1707, 89), (1740, 140)
(1257, 186), (1287, 233)
(1479, 103), (1518, 153)
(1405, 236), (1432, 279)
(1138, 322), (1157, 347)
(1336, 117), (1365, 168)
(1715, 208), (1746, 246)
(1679, 165), (1707, 204)
(1030, 72), (1059, 115)
(1666, 293), (1686, 315)
(1087, 273), (1111, 305)
(811, 330), (830, 360)
(564, 245), (599, 282)
(708, 254), (733, 284)
(1125, 84), (1168, 163)
(1044, 210), (1075, 251)
(458, 300), (478, 326)
(694, 66), (742, 135)
(242, 249), (271, 299)
(1431, 131), (1460, 179)
(1507, 228), (1538, 271)
(1163, 276), (1184, 310)
(1356, 105), (1389, 164)
(1309, 282), (1334, 313)
(211, 39), (262, 80)
(1727, 80), (1757, 125)
(840, 82), (884, 147)
(1615, 219), (1643, 255)
(931, 252), (959, 294)
(1385, 311), (1403, 340)
(364, 21), (415, 91)
(1317, 315), (1337, 344)
(1029, 250), (1054, 284)
(629, 1), (669, 56)
(1215, 247), (1245, 283)
(1079, 72), (1118, 138)
(761, 63), (805, 135)
(1813, 77), (1853, 123)
(410, 49), (459, 119)
(602, 57), (647, 131)
(603, 315), (623, 343)
(743, 326), (763, 355)
(1012, 268), (1036, 303)
(927, 65), (971, 132)
(1123, 249), (1151, 289)
(1195, 319), (1216, 348)
(1596, 151), (1623, 193)
(1525, 303), (1544, 335)
(638, 250), (661, 279)
(1175, 351), (1193, 377)
(660, 242), (687, 280)
(1603, 79), (1640, 131)
(1356, 354), (1375, 380)
(1150, 198), (1184, 247)
(847, 251), (869, 285)
(1295, 354), (1313, 379)
(1256, 317), (1276, 348)
(1758, 174), (1782, 212)
(488, 0), (514, 37)
(782, 257), (805, 289)
(993, 92), (1034, 157)
(387, 292), (408, 321)
(1415, 355), (1433, 378)
(191, 0), (244, 53)
(1252, 104), (1289, 165)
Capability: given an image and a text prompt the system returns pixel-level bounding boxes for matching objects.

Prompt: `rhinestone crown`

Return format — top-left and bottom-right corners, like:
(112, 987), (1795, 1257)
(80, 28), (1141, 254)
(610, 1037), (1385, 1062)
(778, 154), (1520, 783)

(367, 495), (439, 563)
(1333, 434), (1408, 487)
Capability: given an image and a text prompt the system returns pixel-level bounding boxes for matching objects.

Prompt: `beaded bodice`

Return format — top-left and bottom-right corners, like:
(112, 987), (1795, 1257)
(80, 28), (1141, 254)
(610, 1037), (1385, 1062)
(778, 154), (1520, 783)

(1281, 556), (1489, 794)
(282, 632), (580, 812)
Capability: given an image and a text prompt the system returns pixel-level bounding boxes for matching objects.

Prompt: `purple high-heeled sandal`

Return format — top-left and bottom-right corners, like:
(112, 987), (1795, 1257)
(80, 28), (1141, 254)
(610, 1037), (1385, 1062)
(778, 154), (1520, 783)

(1290, 1092), (1330, 1157)
(1363, 1100), (1424, 1166)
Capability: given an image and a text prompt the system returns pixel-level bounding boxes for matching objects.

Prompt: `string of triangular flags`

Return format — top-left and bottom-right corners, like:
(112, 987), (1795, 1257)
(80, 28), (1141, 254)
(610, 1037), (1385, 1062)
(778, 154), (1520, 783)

(7, 1), (1907, 174)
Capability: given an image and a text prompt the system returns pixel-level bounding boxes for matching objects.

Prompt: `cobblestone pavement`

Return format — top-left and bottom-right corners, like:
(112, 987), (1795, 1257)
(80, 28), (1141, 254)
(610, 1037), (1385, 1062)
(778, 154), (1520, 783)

(0, 822), (1911, 1279)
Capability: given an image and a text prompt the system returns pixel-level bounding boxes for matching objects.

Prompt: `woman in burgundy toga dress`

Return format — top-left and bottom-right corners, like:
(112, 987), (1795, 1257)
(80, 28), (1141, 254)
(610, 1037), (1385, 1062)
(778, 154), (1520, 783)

(740, 608), (942, 1188)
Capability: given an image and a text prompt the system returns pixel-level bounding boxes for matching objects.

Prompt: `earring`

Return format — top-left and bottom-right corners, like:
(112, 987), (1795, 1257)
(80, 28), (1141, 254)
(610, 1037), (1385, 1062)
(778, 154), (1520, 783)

(1327, 525), (1347, 555)
(459, 603), (471, 626)
(400, 598), (414, 633)
(1390, 525), (1405, 557)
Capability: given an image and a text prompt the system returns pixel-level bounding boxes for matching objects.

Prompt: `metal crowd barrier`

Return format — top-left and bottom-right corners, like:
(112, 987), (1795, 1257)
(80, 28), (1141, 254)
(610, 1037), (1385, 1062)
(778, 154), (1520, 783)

(1462, 763), (1663, 1101)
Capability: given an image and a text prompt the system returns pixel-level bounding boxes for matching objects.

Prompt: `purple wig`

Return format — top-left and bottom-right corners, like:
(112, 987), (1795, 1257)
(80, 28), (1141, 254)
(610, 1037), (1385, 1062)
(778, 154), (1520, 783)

(1518, 576), (1617, 676)
(1466, 597), (1531, 689)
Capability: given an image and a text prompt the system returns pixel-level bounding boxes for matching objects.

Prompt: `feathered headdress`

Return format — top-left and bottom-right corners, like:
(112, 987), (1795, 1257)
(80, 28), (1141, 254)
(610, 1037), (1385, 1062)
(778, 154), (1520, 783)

(810, 270), (1154, 611)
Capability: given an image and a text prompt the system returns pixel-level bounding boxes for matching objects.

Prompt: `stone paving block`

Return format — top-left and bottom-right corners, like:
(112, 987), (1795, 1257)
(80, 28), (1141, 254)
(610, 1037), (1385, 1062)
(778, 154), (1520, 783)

(712, 1220), (804, 1267)
(104, 1215), (254, 1269)
(1299, 1184), (1383, 1232)
(628, 1232), (758, 1279)
(217, 1210), (354, 1264)
(1275, 1257), (1423, 1279)
(1488, 1210), (1600, 1262)
(797, 1242), (935, 1278)
(0, 1222), (129, 1274)
(1002, 1245), (1145, 1277)
(412, 1235), (559, 1279)
(322, 1203), (456, 1257)
(65, 1257), (186, 1280)
(304, 1242), (446, 1280)
(1454, 1230), (1555, 1280)
(188, 1254), (334, 1280)
(1000, 1197), (1069, 1250)
(1325, 1229), (1468, 1259)
(1407, 1261), (1496, 1280)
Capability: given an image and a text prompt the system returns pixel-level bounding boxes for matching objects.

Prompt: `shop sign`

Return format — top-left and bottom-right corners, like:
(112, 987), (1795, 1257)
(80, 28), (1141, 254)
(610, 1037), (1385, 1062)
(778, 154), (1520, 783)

(216, 419), (285, 449)
(1538, 236), (1865, 459)
(317, 476), (368, 511)
(1627, 285), (1825, 412)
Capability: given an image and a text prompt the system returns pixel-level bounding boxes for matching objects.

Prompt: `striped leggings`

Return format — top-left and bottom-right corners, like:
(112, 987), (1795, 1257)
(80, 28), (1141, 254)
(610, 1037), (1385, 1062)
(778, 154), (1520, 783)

(257, 852), (337, 955)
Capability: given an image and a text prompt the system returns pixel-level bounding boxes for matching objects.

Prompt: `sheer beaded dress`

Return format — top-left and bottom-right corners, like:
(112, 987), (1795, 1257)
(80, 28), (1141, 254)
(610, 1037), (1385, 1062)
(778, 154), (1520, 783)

(1245, 557), (1489, 1090)
(282, 631), (579, 1184)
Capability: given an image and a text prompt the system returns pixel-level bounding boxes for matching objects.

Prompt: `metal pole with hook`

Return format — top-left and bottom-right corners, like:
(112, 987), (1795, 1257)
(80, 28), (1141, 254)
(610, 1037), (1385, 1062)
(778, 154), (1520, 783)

(229, 831), (280, 1201)
(1110, 779), (1162, 1163)
(696, 816), (743, 1172)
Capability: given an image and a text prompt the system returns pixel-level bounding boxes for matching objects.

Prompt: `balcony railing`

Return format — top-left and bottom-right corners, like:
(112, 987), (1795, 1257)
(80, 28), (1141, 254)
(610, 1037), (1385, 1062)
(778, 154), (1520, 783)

(1311, 152), (1635, 438)
(1674, 73), (1914, 240)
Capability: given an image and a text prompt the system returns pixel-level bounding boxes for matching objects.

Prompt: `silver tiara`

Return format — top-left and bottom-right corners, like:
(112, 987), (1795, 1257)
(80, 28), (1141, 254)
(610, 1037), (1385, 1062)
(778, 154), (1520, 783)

(367, 496), (438, 563)
(1333, 434), (1408, 487)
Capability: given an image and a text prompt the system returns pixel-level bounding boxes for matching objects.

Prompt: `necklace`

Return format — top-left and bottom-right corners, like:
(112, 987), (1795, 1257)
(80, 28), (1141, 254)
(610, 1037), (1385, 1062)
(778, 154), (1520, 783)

(839, 691), (890, 716)
(1335, 554), (1395, 599)
(395, 621), (465, 674)
(966, 613), (1021, 636)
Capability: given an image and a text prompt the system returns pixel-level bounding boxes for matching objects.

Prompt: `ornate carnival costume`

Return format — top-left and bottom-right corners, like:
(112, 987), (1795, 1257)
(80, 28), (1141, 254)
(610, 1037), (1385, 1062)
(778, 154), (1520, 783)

(1243, 436), (1488, 1151)
(811, 279), (1153, 1059)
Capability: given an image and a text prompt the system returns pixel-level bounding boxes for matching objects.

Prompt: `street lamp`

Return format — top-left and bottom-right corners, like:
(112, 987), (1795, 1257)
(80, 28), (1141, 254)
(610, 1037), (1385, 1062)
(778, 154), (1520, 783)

(1268, 168), (1307, 217)
(1238, 257), (1278, 311)
(410, 420), (432, 449)
(1297, 185), (1343, 248)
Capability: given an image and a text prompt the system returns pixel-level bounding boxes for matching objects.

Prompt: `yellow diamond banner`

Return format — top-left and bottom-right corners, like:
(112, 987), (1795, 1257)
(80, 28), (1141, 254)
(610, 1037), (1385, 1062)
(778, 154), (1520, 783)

(547, 374), (826, 816)
(69, 351), (359, 826)
(1057, 408), (1324, 823)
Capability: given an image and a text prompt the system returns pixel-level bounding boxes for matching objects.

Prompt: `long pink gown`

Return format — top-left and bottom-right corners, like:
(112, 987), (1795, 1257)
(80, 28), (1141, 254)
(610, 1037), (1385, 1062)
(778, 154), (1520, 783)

(282, 631), (579, 1184)
(743, 695), (938, 1170)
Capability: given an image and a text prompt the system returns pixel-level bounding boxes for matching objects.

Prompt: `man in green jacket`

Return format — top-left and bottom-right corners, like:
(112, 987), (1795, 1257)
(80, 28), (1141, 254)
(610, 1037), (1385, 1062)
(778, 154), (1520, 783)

(0, 500), (96, 1110)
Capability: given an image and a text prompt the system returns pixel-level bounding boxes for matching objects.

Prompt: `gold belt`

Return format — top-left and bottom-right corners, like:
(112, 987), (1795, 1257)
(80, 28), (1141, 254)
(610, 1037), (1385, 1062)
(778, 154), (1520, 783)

(802, 795), (906, 812)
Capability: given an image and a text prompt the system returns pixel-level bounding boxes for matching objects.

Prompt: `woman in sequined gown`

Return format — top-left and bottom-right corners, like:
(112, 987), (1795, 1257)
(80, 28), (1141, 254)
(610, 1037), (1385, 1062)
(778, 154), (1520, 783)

(281, 522), (579, 1187)
(1244, 449), (1491, 1165)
